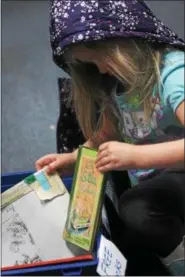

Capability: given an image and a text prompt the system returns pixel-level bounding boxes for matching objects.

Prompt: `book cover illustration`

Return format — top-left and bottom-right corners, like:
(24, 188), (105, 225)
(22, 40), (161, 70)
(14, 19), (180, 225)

(30, 169), (66, 201)
(1, 168), (66, 209)
(63, 146), (105, 252)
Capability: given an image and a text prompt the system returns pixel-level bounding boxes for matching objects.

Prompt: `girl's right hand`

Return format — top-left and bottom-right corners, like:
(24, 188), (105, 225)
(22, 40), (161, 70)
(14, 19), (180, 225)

(35, 152), (76, 175)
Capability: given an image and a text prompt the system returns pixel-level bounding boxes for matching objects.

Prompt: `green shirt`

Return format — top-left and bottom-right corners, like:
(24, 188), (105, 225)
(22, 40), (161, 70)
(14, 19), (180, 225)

(115, 50), (184, 186)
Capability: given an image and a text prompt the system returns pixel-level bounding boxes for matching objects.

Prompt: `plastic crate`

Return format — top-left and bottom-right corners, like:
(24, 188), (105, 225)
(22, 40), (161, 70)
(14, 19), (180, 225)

(1, 171), (99, 276)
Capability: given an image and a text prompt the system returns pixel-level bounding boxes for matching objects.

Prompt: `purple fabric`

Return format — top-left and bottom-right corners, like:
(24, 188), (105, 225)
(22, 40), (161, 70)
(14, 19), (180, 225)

(50, 0), (185, 70)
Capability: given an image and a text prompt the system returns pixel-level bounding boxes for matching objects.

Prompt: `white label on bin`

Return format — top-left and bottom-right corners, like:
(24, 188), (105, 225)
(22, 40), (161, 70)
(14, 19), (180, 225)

(96, 235), (127, 276)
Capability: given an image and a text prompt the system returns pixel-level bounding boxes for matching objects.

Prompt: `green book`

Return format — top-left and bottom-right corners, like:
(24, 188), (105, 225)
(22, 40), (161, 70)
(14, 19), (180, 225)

(63, 146), (106, 252)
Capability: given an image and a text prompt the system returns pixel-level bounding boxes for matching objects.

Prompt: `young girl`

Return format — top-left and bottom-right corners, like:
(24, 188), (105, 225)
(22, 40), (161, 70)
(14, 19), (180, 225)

(36, 0), (185, 275)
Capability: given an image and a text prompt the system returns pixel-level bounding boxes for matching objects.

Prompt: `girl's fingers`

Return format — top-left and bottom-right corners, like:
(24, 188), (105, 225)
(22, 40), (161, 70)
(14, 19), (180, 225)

(96, 150), (108, 163)
(47, 159), (62, 174)
(98, 164), (113, 173)
(96, 157), (110, 169)
(35, 155), (57, 170)
(98, 142), (108, 152)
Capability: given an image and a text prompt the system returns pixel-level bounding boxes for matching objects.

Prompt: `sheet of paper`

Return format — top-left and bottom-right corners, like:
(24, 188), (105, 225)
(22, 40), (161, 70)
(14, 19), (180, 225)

(2, 190), (89, 268)
(96, 235), (127, 276)
(2, 205), (43, 266)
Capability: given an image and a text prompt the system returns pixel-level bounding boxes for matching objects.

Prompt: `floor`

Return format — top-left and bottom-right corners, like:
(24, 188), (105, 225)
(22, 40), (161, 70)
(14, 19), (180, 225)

(1, 0), (68, 174)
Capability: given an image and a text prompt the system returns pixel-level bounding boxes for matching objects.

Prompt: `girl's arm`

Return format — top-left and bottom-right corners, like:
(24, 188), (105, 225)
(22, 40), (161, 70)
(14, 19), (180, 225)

(133, 101), (184, 169)
(133, 139), (184, 169)
(96, 102), (184, 172)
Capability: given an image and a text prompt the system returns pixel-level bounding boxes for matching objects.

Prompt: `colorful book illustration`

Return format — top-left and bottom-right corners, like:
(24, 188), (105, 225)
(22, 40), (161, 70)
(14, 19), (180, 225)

(30, 169), (66, 201)
(1, 168), (66, 209)
(63, 146), (106, 252)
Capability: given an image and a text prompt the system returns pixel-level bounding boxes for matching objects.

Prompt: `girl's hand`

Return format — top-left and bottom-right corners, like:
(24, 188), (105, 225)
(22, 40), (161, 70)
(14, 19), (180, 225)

(35, 152), (76, 175)
(96, 141), (136, 172)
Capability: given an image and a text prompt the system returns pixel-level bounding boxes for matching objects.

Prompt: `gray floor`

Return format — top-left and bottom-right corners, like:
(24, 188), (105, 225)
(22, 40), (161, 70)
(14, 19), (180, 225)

(1, 0), (67, 174)
(1, 1), (184, 174)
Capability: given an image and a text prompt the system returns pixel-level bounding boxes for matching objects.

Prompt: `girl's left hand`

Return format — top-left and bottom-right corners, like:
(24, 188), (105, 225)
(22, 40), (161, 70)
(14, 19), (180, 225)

(96, 141), (136, 172)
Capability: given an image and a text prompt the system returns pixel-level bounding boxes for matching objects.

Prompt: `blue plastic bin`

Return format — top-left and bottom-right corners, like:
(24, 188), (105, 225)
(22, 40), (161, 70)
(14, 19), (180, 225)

(1, 171), (99, 276)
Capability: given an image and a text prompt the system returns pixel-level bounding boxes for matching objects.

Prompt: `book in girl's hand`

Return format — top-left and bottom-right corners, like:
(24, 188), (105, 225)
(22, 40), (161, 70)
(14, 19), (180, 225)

(63, 146), (106, 252)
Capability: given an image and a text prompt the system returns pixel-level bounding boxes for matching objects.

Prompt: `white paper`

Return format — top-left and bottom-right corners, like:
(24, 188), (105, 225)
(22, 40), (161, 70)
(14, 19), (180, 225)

(2, 190), (89, 268)
(2, 205), (43, 267)
(97, 235), (127, 276)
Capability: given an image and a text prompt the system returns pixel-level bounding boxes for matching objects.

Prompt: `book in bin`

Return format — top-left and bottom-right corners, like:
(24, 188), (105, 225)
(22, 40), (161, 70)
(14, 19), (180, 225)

(63, 146), (106, 252)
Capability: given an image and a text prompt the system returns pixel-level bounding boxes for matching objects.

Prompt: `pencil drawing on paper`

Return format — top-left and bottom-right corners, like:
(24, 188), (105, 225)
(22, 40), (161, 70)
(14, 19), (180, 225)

(2, 205), (42, 267)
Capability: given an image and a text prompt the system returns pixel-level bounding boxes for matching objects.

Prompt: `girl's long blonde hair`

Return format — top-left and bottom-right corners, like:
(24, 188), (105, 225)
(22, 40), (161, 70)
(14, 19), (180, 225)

(66, 38), (168, 142)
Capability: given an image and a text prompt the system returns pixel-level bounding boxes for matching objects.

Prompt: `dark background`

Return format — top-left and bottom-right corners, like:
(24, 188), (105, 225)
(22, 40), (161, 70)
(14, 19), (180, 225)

(1, 1), (184, 173)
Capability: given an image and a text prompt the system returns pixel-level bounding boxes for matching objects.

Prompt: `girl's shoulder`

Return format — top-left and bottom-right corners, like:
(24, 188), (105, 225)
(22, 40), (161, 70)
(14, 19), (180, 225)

(163, 50), (184, 68)
(159, 50), (184, 112)
(161, 50), (184, 82)
(164, 49), (184, 59)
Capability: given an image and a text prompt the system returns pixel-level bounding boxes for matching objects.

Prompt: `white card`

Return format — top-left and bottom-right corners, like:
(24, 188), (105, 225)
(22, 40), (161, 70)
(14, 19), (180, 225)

(97, 235), (127, 276)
